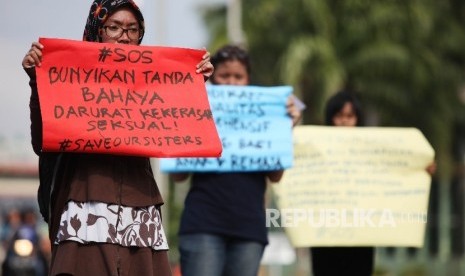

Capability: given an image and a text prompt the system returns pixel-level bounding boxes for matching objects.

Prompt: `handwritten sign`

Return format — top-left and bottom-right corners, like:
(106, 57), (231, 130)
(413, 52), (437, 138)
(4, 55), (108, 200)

(272, 126), (434, 247)
(160, 85), (293, 172)
(35, 37), (222, 157)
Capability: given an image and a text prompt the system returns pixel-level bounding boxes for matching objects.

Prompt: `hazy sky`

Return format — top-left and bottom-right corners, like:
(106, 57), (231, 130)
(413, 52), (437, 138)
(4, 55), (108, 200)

(0, 0), (224, 167)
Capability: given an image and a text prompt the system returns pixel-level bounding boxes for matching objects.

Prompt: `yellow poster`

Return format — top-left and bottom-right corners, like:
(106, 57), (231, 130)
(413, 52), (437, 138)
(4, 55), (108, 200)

(272, 126), (435, 247)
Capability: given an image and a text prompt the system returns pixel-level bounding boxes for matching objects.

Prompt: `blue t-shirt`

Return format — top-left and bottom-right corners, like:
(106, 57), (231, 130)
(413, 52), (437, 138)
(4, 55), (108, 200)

(179, 172), (268, 245)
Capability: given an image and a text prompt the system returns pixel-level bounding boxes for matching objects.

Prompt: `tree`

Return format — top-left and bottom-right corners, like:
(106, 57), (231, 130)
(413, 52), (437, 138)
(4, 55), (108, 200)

(204, 0), (465, 176)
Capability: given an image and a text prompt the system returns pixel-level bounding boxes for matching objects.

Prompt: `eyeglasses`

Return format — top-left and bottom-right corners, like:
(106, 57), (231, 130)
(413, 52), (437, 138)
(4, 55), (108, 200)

(102, 25), (141, 40)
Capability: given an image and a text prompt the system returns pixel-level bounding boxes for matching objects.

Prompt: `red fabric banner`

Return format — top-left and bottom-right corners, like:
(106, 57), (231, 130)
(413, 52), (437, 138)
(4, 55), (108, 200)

(36, 37), (222, 157)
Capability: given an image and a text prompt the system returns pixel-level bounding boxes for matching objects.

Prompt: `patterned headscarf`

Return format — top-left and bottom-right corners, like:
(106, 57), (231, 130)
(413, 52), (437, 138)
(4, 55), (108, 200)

(83, 0), (145, 44)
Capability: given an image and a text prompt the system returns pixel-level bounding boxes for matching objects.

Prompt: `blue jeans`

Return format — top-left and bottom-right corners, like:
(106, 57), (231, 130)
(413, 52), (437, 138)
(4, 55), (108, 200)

(179, 233), (265, 276)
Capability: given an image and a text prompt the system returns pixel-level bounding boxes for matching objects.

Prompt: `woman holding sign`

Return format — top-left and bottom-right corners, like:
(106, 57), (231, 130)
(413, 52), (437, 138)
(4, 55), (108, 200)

(310, 91), (436, 275)
(309, 90), (375, 276)
(171, 45), (302, 276)
(22, 0), (213, 275)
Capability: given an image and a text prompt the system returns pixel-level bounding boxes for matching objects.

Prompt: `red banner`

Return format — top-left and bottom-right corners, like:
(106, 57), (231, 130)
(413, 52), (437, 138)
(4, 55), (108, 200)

(36, 38), (222, 157)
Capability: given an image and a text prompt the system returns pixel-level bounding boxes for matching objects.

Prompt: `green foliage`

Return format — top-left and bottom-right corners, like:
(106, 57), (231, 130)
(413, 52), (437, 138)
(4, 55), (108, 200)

(202, 4), (230, 53)
(203, 0), (465, 177)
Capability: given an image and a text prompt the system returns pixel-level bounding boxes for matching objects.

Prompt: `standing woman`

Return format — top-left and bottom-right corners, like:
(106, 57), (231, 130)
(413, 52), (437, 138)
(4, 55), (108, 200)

(21, 1), (213, 275)
(310, 90), (374, 276)
(311, 91), (437, 275)
(172, 45), (302, 276)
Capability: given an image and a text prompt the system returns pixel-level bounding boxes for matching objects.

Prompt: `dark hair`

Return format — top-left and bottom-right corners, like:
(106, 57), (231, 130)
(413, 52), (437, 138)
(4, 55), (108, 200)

(211, 45), (251, 76)
(324, 91), (364, 126)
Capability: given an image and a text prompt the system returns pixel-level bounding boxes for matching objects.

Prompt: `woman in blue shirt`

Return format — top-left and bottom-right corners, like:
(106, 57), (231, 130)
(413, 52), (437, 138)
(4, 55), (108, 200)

(171, 45), (301, 276)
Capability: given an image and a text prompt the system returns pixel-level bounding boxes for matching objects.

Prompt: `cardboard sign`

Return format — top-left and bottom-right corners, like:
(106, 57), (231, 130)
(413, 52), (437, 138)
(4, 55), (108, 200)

(272, 126), (435, 247)
(35, 38), (222, 157)
(160, 85), (294, 172)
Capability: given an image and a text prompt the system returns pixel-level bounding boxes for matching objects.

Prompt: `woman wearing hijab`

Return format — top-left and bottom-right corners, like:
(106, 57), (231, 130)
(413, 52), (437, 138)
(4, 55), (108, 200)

(21, 1), (213, 275)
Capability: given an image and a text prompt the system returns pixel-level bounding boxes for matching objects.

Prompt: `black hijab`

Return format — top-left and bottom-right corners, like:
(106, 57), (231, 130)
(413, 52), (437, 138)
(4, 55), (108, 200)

(83, 0), (145, 44)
